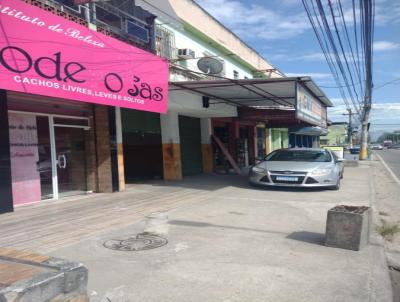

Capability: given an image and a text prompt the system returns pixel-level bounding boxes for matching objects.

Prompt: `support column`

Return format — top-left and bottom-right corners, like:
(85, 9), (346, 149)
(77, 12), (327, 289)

(265, 128), (272, 154)
(160, 111), (182, 180)
(85, 114), (97, 193)
(248, 126), (256, 165)
(228, 122), (239, 161)
(200, 118), (213, 173)
(0, 90), (13, 213)
(115, 107), (125, 191)
(94, 105), (113, 193)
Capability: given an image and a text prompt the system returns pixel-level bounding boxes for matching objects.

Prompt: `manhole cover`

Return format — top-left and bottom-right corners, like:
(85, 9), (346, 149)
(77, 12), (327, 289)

(103, 233), (168, 251)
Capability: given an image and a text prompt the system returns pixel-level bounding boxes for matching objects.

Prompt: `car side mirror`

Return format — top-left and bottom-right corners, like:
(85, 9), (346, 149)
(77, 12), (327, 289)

(335, 158), (345, 163)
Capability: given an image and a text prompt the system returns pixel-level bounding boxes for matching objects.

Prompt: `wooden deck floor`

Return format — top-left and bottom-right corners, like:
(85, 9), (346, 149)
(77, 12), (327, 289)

(0, 178), (218, 254)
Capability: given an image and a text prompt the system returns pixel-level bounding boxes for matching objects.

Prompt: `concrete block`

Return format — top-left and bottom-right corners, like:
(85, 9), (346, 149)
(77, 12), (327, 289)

(0, 249), (88, 302)
(325, 205), (372, 251)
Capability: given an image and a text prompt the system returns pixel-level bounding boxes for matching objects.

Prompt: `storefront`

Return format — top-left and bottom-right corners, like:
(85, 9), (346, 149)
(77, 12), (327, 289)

(289, 126), (329, 148)
(170, 77), (332, 173)
(6, 93), (93, 204)
(211, 118), (256, 171)
(0, 0), (168, 213)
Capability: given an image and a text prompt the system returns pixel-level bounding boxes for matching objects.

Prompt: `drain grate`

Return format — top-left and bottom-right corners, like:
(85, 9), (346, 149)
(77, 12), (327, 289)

(103, 233), (168, 251)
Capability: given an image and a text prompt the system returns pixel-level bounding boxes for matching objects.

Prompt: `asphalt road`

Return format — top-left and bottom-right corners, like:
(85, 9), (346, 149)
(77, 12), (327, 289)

(375, 149), (400, 180)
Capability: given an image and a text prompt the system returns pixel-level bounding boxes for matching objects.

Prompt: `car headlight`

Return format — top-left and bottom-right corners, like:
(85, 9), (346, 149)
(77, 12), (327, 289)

(252, 166), (266, 173)
(310, 168), (332, 176)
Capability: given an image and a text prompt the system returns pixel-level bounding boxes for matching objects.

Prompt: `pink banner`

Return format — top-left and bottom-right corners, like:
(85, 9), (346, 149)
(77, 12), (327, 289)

(0, 0), (168, 113)
(9, 112), (41, 205)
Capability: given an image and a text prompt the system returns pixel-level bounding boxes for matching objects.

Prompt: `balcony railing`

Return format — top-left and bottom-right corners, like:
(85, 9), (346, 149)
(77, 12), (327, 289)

(24, 0), (155, 53)
(155, 25), (177, 60)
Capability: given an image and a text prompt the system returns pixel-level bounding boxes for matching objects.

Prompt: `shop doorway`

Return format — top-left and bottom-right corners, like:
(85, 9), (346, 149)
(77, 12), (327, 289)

(121, 109), (163, 181)
(9, 111), (89, 205)
(179, 115), (202, 176)
(54, 126), (87, 198)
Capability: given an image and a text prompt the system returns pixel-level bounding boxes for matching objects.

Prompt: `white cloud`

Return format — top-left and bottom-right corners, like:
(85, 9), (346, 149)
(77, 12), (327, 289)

(327, 100), (400, 133)
(268, 52), (326, 62)
(268, 51), (362, 63)
(285, 72), (333, 79)
(374, 1), (400, 25)
(195, 0), (311, 40)
(374, 41), (400, 51)
(330, 98), (347, 106)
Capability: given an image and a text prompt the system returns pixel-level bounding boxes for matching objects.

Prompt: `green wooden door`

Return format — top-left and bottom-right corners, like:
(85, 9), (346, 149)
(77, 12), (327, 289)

(179, 116), (202, 176)
(281, 129), (289, 148)
(121, 109), (163, 180)
(272, 129), (281, 151)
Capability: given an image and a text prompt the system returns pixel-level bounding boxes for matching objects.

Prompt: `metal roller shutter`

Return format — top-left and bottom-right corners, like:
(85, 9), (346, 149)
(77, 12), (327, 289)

(179, 115), (202, 176)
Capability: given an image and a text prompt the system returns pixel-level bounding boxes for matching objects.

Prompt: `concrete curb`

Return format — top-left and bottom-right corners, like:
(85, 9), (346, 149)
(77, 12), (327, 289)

(368, 162), (395, 302)
(0, 249), (88, 302)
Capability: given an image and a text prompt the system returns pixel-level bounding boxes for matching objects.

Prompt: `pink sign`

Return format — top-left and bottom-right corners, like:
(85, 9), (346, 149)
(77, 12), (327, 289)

(0, 0), (169, 113)
(9, 112), (41, 205)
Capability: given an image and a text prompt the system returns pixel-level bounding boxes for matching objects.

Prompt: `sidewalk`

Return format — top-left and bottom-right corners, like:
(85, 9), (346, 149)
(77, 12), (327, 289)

(0, 164), (393, 301)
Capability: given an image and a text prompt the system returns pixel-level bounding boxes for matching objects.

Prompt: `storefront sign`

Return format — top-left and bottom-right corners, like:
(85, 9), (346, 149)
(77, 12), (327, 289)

(9, 113), (41, 205)
(0, 0), (168, 113)
(296, 85), (327, 127)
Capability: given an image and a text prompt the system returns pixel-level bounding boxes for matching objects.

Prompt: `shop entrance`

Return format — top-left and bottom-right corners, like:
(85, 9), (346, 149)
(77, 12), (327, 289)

(179, 115), (202, 176)
(54, 126), (87, 198)
(121, 109), (163, 181)
(9, 111), (89, 205)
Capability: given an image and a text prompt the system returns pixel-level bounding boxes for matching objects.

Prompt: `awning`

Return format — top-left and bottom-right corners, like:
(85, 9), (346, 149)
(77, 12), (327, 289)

(170, 77), (332, 109)
(291, 126), (329, 136)
(135, 0), (183, 29)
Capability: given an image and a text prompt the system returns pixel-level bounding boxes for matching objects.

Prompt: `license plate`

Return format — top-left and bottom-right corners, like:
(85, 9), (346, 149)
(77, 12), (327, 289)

(276, 176), (298, 182)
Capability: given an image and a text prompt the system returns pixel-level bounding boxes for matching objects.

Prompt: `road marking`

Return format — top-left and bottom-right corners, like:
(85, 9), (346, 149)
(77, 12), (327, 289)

(375, 153), (400, 186)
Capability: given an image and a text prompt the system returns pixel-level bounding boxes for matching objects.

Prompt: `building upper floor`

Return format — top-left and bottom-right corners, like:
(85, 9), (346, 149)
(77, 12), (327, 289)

(37, 0), (282, 82)
(26, 0), (157, 53)
(146, 0), (282, 80)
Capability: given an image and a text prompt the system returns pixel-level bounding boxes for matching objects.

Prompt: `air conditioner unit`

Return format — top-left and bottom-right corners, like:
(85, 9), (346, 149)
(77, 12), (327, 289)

(178, 48), (195, 59)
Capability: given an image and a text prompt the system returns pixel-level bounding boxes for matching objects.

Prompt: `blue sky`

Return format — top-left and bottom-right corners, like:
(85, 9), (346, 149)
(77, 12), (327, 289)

(195, 0), (400, 138)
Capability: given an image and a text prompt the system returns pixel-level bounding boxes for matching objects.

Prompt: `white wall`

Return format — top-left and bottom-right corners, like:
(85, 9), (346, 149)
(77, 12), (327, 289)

(168, 90), (237, 118)
(168, 0), (279, 77)
(163, 23), (255, 80)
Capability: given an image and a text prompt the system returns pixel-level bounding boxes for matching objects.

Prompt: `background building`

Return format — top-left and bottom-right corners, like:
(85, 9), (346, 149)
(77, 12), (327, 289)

(320, 122), (349, 146)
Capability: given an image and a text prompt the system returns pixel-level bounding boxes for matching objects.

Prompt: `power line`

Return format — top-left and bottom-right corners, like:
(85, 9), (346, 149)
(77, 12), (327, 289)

(373, 78), (400, 90)
(302, 0), (362, 117)
(302, 0), (375, 159)
(303, 0), (354, 114)
(327, 0), (362, 107)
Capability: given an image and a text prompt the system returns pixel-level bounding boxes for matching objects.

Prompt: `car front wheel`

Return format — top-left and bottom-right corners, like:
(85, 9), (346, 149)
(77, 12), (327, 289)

(329, 178), (341, 190)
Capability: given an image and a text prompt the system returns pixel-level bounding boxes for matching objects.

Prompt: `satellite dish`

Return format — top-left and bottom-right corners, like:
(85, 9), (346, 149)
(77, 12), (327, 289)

(197, 57), (223, 75)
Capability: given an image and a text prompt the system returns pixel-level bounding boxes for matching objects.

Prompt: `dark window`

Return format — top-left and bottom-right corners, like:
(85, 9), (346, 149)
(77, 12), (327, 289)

(96, 6), (122, 28)
(233, 70), (239, 79)
(126, 20), (149, 43)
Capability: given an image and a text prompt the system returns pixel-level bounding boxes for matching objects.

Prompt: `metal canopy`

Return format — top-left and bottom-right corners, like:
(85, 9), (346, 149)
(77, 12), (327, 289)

(170, 77), (332, 109)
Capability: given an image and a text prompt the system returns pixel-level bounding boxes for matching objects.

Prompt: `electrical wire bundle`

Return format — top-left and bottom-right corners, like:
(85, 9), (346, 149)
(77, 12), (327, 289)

(302, 0), (375, 121)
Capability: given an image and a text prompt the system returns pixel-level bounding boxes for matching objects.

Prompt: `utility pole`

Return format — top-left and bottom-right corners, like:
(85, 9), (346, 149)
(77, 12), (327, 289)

(359, 0), (373, 160)
(342, 108), (354, 148)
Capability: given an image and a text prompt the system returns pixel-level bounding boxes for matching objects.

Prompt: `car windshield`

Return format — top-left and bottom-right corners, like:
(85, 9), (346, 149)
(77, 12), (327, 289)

(265, 149), (332, 162)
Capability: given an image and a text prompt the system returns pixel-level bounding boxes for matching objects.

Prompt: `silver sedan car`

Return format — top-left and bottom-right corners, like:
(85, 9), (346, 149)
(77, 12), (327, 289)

(249, 148), (344, 190)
